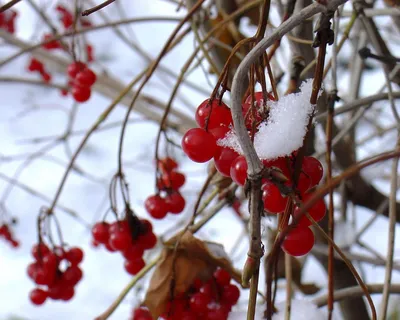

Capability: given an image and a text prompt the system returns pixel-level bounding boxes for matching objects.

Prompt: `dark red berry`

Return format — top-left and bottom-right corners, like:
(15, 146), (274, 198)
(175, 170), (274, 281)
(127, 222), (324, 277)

(189, 292), (211, 313)
(29, 288), (48, 305)
(67, 62), (86, 79)
(32, 243), (50, 260)
(221, 284), (240, 306)
(213, 268), (231, 287)
(138, 231), (157, 250)
(182, 128), (217, 163)
(165, 191), (186, 214)
(65, 247), (84, 265)
(282, 226), (315, 256)
(124, 258), (145, 275)
(109, 230), (131, 251)
(72, 85), (91, 103)
(230, 155), (247, 186)
(293, 193), (326, 227)
(92, 222), (110, 244)
(262, 182), (288, 214)
(75, 68), (97, 87)
(302, 156), (323, 186)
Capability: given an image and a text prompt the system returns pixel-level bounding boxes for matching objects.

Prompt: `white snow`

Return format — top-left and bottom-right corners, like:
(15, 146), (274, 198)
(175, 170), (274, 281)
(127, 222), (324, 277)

(219, 79), (316, 160)
(272, 299), (325, 320)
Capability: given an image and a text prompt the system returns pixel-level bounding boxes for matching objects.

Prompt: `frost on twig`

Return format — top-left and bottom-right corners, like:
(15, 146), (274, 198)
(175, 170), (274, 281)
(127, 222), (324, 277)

(220, 79), (317, 159)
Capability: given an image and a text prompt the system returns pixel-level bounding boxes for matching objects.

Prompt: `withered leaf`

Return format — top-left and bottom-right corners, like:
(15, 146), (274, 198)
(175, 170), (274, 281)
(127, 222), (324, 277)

(144, 231), (240, 319)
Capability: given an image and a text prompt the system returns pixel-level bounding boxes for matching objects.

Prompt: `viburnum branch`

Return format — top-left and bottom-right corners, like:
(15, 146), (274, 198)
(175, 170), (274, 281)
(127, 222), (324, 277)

(0, 0), (21, 13)
(82, 0), (116, 16)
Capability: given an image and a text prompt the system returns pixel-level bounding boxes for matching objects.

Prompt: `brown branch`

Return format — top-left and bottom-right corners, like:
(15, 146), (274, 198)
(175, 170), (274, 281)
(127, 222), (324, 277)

(0, 0), (20, 12)
(82, 0), (116, 16)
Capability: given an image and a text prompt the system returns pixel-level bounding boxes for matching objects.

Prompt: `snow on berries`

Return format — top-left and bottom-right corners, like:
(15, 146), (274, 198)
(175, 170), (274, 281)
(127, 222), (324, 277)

(91, 218), (156, 276)
(144, 157), (186, 219)
(27, 243), (84, 305)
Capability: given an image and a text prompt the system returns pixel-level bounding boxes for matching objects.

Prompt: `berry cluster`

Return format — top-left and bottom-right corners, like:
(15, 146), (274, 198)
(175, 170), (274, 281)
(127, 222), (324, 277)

(42, 33), (63, 51)
(0, 9), (17, 34)
(27, 244), (84, 305)
(27, 58), (52, 83)
(0, 223), (19, 248)
(91, 219), (156, 275)
(144, 157), (186, 219)
(66, 61), (97, 102)
(162, 268), (240, 320)
(182, 93), (274, 181)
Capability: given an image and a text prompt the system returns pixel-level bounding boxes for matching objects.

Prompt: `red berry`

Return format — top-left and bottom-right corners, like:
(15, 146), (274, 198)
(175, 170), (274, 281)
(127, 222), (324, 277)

(123, 245), (144, 260)
(144, 195), (168, 219)
(213, 268), (231, 287)
(109, 230), (131, 251)
(138, 231), (157, 250)
(189, 292), (211, 313)
(263, 157), (290, 179)
(66, 247), (84, 265)
(72, 85), (91, 102)
(92, 222), (110, 244)
(105, 241), (117, 252)
(195, 98), (232, 130)
(182, 128), (217, 163)
(296, 172), (312, 193)
(27, 58), (44, 73)
(29, 288), (48, 305)
(109, 220), (129, 234)
(221, 284), (240, 306)
(262, 182), (288, 214)
(63, 266), (83, 286)
(60, 286), (75, 301)
(124, 258), (145, 275)
(139, 219), (153, 234)
(214, 147), (239, 177)
(67, 61), (86, 79)
(42, 252), (59, 271)
(282, 226), (315, 256)
(244, 91), (274, 106)
(302, 156), (323, 186)
(75, 68), (97, 87)
(158, 157), (178, 172)
(32, 243), (50, 260)
(161, 171), (186, 190)
(207, 304), (230, 320)
(133, 307), (152, 320)
(48, 282), (64, 300)
(293, 193), (326, 227)
(165, 191), (186, 214)
(230, 155), (247, 186)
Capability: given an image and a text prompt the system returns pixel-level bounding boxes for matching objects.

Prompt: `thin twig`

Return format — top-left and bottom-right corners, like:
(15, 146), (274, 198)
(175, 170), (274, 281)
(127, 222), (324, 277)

(82, 0), (116, 16)
(0, 0), (21, 12)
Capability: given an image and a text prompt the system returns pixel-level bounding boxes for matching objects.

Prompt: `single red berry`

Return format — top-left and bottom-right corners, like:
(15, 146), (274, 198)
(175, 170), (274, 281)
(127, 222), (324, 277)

(63, 266), (83, 286)
(293, 193), (326, 227)
(213, 268), (231, 287)
(29, 288), (48, 305)
(60, 286), (75, 301)
(262, 182), (288, 214)
(207, 304), (230, 320)
(32, 243), (50, 260)
(302, 156), (323, 186)
(124, 258), (145, 275)
(47, 282), (64, 300)
(133, 307), (153, 320)
(65, 247), (84, 265)
(160, 171), (186, 190)
(158, 157), (178, 173)
(61, 14), (73, 28)
(182, 128), (217, 163)
(61, 88), (68, 96)
(109, 220), (129, 234)
(72, 85), (91, 103)
(27, 58), (44, 73)
(214, 147), (239, 177)
(144, 195), (168, 219)
(32, 264), (55, 286)
(230, 155), (247, 186)
(67, 61), (86, 79)
(122, 245), (144, 260)
(165, 191), (185, 214)
(138, 231), (157, 250)
(75, 68), (97, 87)
(139, 219), (153, 234)
(263, 157), (291, 180)
(92, 222), (110, 244)
(195, 98), (232, 130)
(282, 226), (315, 256)
(221, 284), (240, 306)
(109, 230), (131, 251)
(296, 172), (312, 193)
(189, 292), (211, 313)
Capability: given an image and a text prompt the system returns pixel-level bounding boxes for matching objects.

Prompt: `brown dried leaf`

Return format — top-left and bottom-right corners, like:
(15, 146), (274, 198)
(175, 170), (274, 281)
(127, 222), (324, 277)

(144, 231), (239, 319)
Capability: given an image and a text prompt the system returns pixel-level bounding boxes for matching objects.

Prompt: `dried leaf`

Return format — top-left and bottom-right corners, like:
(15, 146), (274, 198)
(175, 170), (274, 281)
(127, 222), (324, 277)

(144, 231), (239, 319)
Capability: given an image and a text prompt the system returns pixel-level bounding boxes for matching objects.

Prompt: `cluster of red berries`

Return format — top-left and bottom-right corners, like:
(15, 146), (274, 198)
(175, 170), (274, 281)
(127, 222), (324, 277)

(182, 93), (274, 180)
(0, 9), (17, 34)
(132, 268), (240, 320)
(144, 157), (186, 219)
(65, 61), (97, 102)
(91, 219), (156, 275)
(0, 223), (19, 248)
(27, 243), (84, 305)
(27, 58), (52, 83)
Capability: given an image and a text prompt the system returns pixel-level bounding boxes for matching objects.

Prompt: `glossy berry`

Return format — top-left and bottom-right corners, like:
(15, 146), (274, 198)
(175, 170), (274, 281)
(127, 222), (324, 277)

(293, 193), (326, 227)
(282, 226), (315, 256)
(195, 98), (232, 130)
(214, 147), (239, 177)
(109, 230), (131, 251)
(182, 128), (217, 163)
(133, 307), (153, 320)
(161, 171), (186, 190)
(75, 68), (97, 87)
(138, 231), (157, 250)
(262, 182), (287, 214)
(65, 247), (84, 265)
(302, 156), (323, 186)
(189, 292), (211, 313)
(72, 85), (91, 103)
(165, 191), (185, 214)
(221, 284), (240, 306)
(91, 222), (109, 244)
(29, 288), (48, 305)
(124, 258), (145, 275)
(230, 155), (247, 186)
(67, 62), (86, 79)
(144, 195), (168, 219)
(213, 268), (231, 286)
